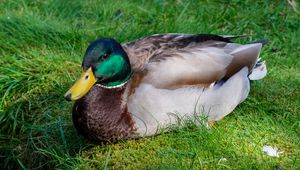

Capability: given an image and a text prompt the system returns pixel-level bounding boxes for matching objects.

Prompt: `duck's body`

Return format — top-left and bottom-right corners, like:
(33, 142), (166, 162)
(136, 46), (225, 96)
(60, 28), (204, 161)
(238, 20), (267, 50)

(66, 34), (267, 142)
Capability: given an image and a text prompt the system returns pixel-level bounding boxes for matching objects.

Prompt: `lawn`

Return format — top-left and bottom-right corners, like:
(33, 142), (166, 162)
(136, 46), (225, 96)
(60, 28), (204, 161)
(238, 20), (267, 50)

(0, 0), (299, 169)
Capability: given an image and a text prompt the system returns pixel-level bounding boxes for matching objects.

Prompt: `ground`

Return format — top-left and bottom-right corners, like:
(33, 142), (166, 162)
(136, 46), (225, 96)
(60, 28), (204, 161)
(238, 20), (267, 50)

(0, 0), (299, 169)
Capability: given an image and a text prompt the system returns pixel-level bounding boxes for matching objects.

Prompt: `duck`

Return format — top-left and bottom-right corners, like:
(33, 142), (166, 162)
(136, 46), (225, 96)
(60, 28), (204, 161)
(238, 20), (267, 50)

(64, 33), (267, 142)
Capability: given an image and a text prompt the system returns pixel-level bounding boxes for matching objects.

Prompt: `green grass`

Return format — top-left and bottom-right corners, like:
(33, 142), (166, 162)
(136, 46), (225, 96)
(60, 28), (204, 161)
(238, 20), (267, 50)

(0, 0), (299, 169)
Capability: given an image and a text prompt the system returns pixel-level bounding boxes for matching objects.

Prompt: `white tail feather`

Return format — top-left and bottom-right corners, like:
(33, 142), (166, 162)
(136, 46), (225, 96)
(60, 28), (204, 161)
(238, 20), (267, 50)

(249, 60), (267, 80)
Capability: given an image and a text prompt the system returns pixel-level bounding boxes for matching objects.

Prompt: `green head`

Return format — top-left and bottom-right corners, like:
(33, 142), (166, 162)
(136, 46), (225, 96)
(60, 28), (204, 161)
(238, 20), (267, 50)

(65, 38), (132, 101)
(83, 38), (132, 87)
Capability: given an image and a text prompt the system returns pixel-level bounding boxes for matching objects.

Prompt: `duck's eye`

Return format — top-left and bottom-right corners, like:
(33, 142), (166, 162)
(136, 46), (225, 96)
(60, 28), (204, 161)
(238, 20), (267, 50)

(103, 53), (109, 59)
(103, 50), (111, 59)
(98, 50), (111, 61)
(97, 55), (106, 62)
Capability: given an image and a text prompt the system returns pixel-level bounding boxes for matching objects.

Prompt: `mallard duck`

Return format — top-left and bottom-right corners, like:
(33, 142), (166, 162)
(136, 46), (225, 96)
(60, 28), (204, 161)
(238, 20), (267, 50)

(64, 34), (267, 142)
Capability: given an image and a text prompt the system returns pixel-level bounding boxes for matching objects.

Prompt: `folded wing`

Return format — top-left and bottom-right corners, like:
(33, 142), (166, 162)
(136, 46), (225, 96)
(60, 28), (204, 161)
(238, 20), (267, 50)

(123, 33), (262, 89)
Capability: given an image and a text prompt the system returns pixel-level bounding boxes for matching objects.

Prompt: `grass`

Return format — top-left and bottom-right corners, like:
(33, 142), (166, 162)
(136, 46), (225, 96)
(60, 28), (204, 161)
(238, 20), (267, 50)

(0, 0), (299, 169)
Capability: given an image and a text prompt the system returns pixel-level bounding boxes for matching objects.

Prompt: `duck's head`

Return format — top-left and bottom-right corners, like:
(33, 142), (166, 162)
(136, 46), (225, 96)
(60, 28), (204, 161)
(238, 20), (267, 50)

(64, 38), (132, 101)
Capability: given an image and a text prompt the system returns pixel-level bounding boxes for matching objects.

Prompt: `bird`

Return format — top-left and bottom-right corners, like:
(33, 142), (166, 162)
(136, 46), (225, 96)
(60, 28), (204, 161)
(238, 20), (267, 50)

(64, 33), (267, 142)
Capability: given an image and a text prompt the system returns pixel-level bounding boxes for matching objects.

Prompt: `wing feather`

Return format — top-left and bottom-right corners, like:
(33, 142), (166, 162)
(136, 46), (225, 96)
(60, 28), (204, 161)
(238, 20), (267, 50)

(123, 33), (263, 89)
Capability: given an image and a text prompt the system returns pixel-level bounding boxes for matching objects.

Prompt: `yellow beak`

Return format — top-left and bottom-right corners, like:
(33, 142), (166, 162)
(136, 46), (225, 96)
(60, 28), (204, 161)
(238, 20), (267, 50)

(64, 67), (96, 101)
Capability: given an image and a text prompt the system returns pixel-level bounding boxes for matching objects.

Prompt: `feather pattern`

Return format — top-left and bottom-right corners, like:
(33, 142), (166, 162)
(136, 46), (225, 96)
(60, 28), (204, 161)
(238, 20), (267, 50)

(128, 67), (250, 136)
(123, 33), (262, 89)
(70, 33), (267, 141)
(123, 33), (266, 136)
